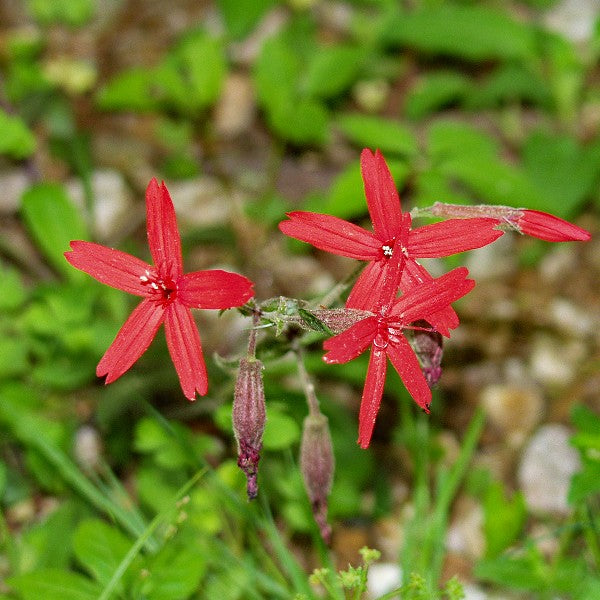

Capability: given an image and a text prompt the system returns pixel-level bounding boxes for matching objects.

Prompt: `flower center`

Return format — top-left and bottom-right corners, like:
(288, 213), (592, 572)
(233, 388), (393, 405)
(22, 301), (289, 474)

(140, 270), (177, 304)
(380, 238), (396, 260)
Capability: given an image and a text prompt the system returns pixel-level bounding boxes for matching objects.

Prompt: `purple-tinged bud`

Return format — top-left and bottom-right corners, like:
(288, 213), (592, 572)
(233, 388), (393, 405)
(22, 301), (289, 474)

(233, 357), (266, 500)
(409, 321), (444, 388)
(300, 412), (335, 544)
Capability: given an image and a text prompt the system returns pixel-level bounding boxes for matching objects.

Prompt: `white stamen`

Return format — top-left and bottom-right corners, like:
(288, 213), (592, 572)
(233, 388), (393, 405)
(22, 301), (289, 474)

(382, 245), (393, 257)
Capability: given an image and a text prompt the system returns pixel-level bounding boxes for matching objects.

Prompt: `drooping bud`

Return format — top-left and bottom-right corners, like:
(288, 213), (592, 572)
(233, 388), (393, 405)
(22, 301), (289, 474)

(409, 320), (444, 388)
(233, 357), (266, 500)
(300, 412), (335, 544)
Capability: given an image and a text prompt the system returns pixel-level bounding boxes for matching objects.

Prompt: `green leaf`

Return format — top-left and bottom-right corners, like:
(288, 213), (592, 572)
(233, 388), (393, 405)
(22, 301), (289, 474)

(156, 30), (226, 114)
(254, 36), (300, 107)
(522, 131), (600, 217)
(482, 482), (527, 558)
(428, 120), (499, 162)
(383, 5), (536, 62)
(21, 183), (88, 279)
(439, 155), (546, 209)
(336, 113), (418, 156)
(270, 98), (330, 145)
(465, 64), (551, 109)
(0, 336), (28, 379)
(217, 0), (277, 39)
(298, 308), (332, 335)
(8, 569), (102, 600)
(405, 71), (472, 120)
(303, 45), (366, 99)
(0, 108), (36, 158)
(73, 519), (134, 588)
(96, 67), (158, 112)
(262, 408), (300, 450)
(26, 0), (94, 26)
(143, 537), (207, 600)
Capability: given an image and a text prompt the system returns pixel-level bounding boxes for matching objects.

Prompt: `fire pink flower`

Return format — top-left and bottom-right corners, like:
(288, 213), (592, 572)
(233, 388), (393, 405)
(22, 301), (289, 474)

(279, 148), (502, 332)
(429, 202), (591, 243)
(65, 179), (254, 400)
(323, 267), (475, 448)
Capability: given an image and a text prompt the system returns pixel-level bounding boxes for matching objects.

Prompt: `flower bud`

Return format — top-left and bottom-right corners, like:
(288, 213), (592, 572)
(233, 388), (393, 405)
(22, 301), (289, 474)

(311, 308), (373, 334)
(233, 357), (266, 500)
(300, 412), (335, 543)
(409, 321), (444, 388)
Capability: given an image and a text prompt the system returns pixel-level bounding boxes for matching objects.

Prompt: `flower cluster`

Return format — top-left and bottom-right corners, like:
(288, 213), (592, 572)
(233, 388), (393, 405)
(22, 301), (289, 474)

(279, 148), (590, 448)
(65, 150), (591, 480)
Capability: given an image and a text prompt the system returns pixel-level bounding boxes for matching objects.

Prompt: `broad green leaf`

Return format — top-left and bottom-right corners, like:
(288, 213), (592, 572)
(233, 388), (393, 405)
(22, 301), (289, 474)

(303, 45), (366, 99)
(465, 64), (551, 109)
(254, 36), (300, 107)
(270, 98), (330, 145)
(217, 0), (277, 39)
(21, 183), (88, 279)
(428, 120), (499, 161)
(73, 519), (133, 588)
(8, 569), (101, 600)
(522, 131), (600, 217)
(336, 113), (418, 156)
(383, 4), (536, 62)
(143, 538), (207, 600)
(156, 30), (226, 114)
(0, 108), (36, 158)
(26, 0), (94, 26)
(405, 71), (472, 120)
(413, 169), (471, 207)
(262, 409), (300, 450)
(0, 261), (26, 310)
(96, 67), (158, 112)
(440, 156), (546, 209)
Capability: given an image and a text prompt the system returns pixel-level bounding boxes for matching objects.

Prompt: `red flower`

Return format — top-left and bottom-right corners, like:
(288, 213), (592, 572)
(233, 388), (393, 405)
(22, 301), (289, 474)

(513, 210), (591, 242)
(279, 149), (502, 329)
(428, 203), (591, 243)
(65, 179), (254, 400)
(323, 267), (475, 448)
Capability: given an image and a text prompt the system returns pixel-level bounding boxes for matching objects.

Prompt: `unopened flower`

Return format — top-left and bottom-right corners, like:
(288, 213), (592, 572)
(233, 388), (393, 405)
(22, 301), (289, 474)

(408, 321), (444, 388)
(429, 202), (591, 243)
(233, 357), (266, 500)
(323, 268), (475, 448)
(65, 178), (254, 399)
(300, 412), (335, 543)
(279, 149), (502, 331)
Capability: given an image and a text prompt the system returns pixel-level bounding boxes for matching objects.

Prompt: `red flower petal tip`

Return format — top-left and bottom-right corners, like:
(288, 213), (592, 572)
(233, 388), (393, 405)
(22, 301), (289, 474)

(519, 210), (591, 242)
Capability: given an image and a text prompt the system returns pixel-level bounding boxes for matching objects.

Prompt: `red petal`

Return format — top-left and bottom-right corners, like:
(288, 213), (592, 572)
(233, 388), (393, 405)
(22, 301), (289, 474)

(323, 316), (378, 364)
(97, 298), (164, 383)
(279, 211), (380, 259)
(519, 210), (591, 242)
(357, 347), (387, 449)
(391, 267), (474, 328)
(408, 218), (502, 257)
(346, 261), (385, 310)
(400, 261), (458, 336)
(360, 148), (403, 241)
(145, 179), (183, 279)
(65, 241), (153, 296)
(178, 270), (254, 309)
(164, 303), (208, 399)
(387, 336), (431, 412)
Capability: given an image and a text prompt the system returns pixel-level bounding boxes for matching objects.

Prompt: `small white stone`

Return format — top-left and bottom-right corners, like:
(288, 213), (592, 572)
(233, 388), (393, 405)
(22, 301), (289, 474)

(0, 170), (29, 214)
(367, 563), (402, 598)
(166, 177), (231, 227)
(74, 425), (102, 471)
(518, 424), (581, 515)
(214, 73), (256, 138)
(530, 336), (584, 386)
(544, 0), (600, 42)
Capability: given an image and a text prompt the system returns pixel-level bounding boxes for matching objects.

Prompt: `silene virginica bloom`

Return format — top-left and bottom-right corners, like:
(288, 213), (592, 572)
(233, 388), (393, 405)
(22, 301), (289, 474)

(429, 202), (591, 243)
(279, 148), (502, 332)
(323, 267), (475, 448)
(65, 178), (254, 400)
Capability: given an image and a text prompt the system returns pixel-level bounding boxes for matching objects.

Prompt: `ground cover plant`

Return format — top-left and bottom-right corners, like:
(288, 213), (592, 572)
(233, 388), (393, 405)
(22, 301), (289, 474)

(1, 1), (599, 599)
